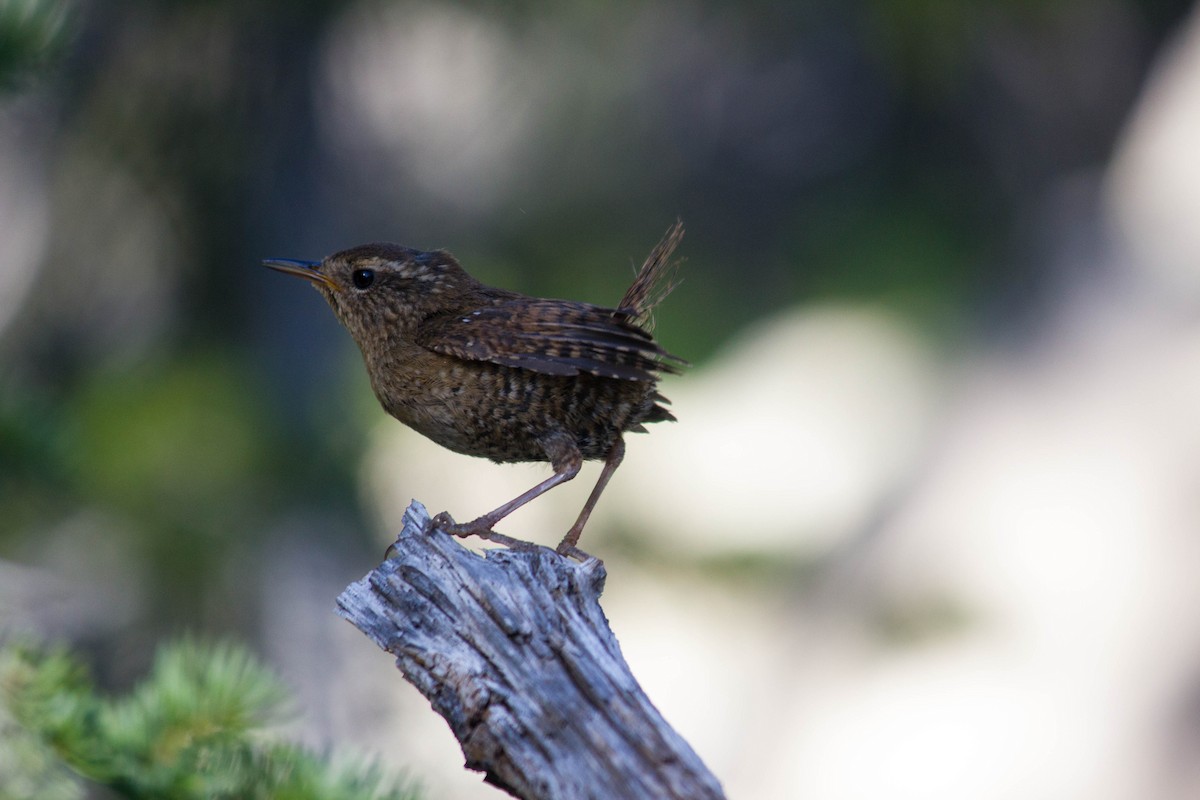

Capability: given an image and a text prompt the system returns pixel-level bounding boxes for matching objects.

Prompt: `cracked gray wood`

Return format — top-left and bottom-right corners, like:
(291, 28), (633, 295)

(335, 500), (726, 800)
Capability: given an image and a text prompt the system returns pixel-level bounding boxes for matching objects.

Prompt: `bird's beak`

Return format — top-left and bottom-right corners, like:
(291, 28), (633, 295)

(262, 258), (339, 291)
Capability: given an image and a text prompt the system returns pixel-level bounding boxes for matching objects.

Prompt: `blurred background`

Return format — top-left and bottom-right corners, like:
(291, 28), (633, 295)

(4, 0), (1200, 797)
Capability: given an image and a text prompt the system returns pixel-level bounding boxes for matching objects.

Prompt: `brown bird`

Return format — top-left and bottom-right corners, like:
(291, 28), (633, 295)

(264, 222), (685, 558)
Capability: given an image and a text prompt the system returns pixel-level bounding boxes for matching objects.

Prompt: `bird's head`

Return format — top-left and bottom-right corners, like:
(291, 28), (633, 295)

(263, 243), (473, 341)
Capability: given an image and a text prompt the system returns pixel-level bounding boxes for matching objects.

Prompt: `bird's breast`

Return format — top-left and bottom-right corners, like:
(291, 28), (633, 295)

(364, 347), (660, 463)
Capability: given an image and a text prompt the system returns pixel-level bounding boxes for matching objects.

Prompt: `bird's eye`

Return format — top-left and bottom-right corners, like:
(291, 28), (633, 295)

(351, 269), (375, 290)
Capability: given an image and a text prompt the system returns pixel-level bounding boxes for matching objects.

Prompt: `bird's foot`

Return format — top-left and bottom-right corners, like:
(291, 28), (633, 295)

(554, 525), (599, 563)
(554, 541), (598, 563)
(428, 511), (539, 552)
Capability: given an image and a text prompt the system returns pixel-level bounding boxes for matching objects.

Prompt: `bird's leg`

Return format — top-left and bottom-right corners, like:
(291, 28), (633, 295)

(556, 438), (625, 557)
(431, 432), (582, 550)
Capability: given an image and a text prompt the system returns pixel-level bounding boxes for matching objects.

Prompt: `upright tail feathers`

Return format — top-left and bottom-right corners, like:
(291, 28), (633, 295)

(618, 219), (684, 327)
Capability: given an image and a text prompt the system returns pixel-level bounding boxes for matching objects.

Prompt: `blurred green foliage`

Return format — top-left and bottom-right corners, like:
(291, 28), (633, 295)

(0, 637), (419, 800)
(0, 0), (72, 90)
(69, 357), (268, 528)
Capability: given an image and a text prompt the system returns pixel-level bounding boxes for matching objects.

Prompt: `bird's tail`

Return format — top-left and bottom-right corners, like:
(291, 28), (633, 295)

(618, 219), (684, 328)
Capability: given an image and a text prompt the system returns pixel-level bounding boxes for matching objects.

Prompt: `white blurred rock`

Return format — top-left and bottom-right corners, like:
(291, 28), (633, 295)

(618, 305), (942, 555)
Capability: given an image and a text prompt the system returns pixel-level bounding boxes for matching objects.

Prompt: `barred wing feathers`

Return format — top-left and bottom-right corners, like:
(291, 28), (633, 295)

(415, 300), (685, 382)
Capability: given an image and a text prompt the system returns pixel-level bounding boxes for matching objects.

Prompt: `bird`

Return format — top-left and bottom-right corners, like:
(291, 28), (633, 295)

(263, 221), (685, 558)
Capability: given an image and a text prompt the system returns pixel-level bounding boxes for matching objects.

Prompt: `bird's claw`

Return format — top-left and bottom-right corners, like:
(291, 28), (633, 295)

(428, 511), (539, 552)
(430, 511), (495, 539)
(428, 510), (459, 533)
(555, 541), (598, 563)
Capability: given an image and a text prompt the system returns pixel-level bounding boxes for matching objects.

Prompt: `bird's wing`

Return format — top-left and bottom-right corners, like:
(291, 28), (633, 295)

(415, 300), (685, 381)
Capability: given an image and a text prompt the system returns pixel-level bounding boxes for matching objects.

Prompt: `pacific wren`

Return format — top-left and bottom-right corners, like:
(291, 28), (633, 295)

(264, 221), (685, 558)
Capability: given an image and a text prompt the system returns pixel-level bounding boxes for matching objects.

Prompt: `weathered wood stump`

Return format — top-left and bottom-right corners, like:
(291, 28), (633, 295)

(335, 500), (726, 800)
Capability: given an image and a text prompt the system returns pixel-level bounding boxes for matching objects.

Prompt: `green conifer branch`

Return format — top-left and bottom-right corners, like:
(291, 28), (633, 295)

(0, 638), (419, 800)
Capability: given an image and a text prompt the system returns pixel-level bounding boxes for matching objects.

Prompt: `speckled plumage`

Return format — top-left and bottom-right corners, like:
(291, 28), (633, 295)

(264, 222), (685, 557)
